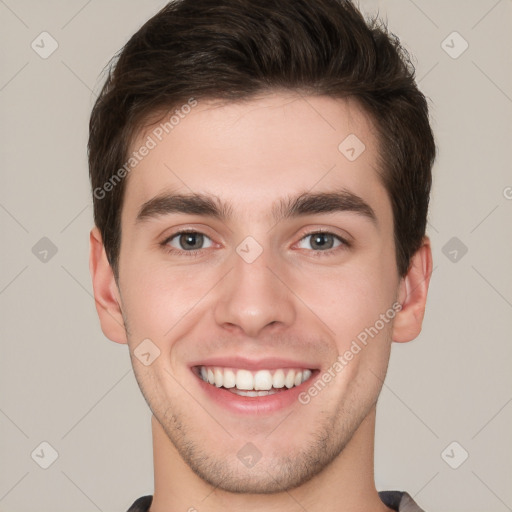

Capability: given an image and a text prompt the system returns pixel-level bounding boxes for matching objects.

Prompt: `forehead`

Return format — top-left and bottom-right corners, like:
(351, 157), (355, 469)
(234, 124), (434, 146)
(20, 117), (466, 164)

(122, 93), (389, 226)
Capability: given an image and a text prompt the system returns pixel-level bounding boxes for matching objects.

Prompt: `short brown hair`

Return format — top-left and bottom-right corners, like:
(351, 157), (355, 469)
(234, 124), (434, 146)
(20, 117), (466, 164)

(88, 0), (436, 279)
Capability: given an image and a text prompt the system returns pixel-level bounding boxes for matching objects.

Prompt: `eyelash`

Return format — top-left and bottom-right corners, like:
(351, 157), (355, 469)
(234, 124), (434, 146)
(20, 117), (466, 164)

(160, 229), (350, 258)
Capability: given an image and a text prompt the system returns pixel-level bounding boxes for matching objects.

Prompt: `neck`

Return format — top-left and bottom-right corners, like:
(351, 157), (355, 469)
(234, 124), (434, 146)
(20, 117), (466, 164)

(149, 407), (392, 512)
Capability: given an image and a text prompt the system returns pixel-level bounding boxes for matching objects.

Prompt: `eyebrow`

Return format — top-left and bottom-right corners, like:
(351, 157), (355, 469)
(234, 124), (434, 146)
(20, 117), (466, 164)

(135, 189), (377, 226)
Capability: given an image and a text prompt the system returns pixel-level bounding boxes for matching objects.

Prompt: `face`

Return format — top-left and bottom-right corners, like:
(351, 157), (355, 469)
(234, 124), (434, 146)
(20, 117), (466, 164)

(115, 93), (401, 492)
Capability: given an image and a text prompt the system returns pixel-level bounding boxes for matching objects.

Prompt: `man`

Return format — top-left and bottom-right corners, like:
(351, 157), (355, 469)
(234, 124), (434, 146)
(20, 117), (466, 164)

(88, 0), (435, 510)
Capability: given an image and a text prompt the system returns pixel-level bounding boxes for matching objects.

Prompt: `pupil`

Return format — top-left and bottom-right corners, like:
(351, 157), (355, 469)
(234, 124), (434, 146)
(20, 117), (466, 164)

(181, 233), (203, 250)
(312, 233), (333, 250)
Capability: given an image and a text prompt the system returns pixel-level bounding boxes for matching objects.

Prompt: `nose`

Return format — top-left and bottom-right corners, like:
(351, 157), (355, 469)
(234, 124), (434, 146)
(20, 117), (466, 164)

(213, 245), (296, 338)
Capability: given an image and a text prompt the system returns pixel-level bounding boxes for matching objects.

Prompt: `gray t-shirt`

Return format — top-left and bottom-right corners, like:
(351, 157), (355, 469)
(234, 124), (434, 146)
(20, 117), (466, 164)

(126, 491), (426, 511)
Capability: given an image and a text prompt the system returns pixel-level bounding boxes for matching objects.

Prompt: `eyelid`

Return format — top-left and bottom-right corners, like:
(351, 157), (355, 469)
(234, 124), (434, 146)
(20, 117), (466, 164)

(295, 226), (352, 245)
(160, 229), (217, 252)
(160, 226), (352, 257)
(294, 229), (350, 252)
(160, 225), (217, 244)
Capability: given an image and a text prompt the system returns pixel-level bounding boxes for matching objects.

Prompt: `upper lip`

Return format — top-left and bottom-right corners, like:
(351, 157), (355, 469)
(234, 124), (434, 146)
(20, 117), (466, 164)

(189, 356), (318, 371)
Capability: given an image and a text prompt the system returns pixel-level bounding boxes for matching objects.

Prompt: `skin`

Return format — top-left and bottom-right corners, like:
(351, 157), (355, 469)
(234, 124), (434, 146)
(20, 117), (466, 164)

(90, 92), (432, 512)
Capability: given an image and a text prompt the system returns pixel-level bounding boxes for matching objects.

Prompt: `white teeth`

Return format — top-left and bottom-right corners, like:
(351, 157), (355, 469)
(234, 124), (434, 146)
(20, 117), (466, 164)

(254, 370), (273, 390)
(229, 389), (279, 397)
(272, 369), (285, 388)
(214, 368), (223, 387)
(223, 369), (236, 388)
(198, 366), (314, 391)
(284, 370), (295, 389)
(236, 369), (254, 390)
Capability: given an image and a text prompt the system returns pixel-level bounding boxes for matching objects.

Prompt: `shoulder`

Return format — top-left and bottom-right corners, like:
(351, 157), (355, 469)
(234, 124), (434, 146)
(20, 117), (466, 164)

(379, 490), (427, 512)
(126, 495), (153, 512)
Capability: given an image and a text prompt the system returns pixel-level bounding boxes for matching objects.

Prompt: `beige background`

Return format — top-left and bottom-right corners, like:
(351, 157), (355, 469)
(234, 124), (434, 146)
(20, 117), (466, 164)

(1, 1), (511, 511)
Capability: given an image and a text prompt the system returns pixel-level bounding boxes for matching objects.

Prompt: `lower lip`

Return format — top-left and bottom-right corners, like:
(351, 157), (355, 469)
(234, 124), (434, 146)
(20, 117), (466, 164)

(193, 370), (317, 414)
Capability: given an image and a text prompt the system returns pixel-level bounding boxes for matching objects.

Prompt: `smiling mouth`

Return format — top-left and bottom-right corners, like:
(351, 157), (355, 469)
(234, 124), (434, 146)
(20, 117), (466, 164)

(193, 365), (316, 397)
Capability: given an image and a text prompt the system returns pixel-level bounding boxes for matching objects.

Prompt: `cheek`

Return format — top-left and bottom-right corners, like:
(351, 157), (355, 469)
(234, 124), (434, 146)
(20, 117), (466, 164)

(304, 263), (396, 403)
(292, 255), (398, 344)
(119, 257), (220, 341)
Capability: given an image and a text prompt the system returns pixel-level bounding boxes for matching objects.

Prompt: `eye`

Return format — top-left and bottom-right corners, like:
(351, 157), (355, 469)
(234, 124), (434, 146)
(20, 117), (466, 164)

(296, 231), (347, 252)
(163, 230), (213, 253)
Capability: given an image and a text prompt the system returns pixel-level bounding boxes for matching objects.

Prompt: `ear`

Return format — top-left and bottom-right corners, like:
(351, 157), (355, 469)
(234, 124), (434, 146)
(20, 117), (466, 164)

(392, 236), (433, 343)
(89, 226), (127, 344)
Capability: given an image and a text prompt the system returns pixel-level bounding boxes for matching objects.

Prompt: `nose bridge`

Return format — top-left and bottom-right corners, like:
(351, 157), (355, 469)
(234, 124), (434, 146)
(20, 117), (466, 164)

(213, 240), (296, 337)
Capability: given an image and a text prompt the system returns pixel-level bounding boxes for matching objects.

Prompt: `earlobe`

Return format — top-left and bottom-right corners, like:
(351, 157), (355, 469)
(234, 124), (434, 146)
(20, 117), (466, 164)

(89, 226), (128, 344)
(392, 236), (433, 343)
